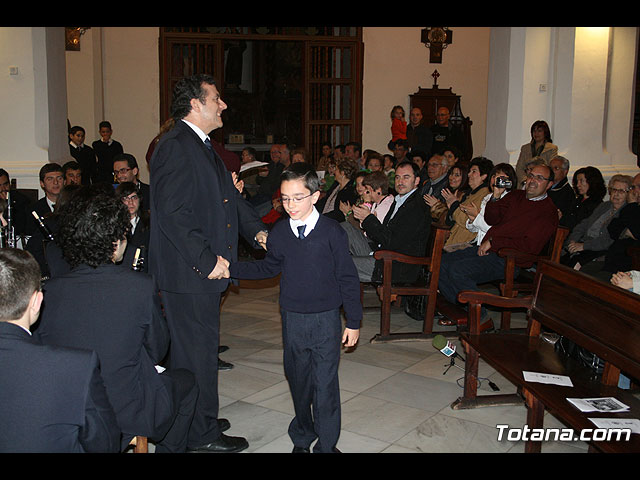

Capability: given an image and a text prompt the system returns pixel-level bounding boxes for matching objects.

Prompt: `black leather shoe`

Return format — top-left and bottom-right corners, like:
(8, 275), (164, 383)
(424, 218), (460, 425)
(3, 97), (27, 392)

(187, 434), (248, 453)
(292, 446), (310, 453)
(218, 418), (230, 432)
(218, 358), (234, 370)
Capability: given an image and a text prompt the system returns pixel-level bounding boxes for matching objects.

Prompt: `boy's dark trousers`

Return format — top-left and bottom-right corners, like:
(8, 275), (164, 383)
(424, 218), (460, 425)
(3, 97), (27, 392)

(281, 309), (342, 453)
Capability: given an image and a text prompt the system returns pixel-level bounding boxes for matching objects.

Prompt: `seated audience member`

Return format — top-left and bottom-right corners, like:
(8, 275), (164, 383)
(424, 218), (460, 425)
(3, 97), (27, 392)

(602, 172), (640, 274)
(333, 144), (345, 162)
(317, 158), (359, 223)
(392, 139), (411, 166)
(291, 148), (308, 164)
(383, 154), (396, 179)
(92, 121), (124, 184)
(68, 125), (96, 185)
(611, 270), (640, 294)
(62, 161), (83, 186)
(514, 120), (558, 187)
(0, 248), (119, 453)
(423, 162), (469, 225)
(0, 168), (31, 238)
(548, 156), (575, 219)
(341, 171), (394, 257)
(35, 187), (197, 453)
(441, 157), (493, 250)
(561, 174), (633, 271)
(321, 158), (337, 192)
(410, 150), (428, 185)
(442, 146), (462, 168)
(438, 164), (558, 323)
(115, 182), (150, 272)
(252, 144), (285, 216)
(560, 166), (606, 230)
(316, 142), (333, 171)
(345, 141), (363, 169)
(279, 143), (292, 170)
(350, 161), (431, 283)
(113, 153), (151, 213)
(365, 152), (383, 173)
(519, 157), (546, 189)
(465, 163), (517, 247)
(419, 153), (450, 201)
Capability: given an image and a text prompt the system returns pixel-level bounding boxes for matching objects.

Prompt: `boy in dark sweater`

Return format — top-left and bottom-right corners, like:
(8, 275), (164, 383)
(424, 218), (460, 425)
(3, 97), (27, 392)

(229, 165), (361, 453)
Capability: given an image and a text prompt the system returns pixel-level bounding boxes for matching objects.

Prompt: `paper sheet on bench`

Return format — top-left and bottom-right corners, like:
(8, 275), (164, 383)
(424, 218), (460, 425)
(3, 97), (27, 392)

(523, 371), (573, 387)
(589, 418), (640, 434)
(567, 397), (630, 413)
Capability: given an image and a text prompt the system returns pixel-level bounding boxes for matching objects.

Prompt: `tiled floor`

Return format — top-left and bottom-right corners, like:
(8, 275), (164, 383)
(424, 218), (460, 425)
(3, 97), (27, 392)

(208, 280), (590, 454)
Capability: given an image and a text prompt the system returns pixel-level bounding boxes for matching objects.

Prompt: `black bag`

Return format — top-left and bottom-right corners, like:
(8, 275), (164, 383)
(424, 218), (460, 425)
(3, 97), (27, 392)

(402, 266), (431, 321)
(555, 336), (604, 376)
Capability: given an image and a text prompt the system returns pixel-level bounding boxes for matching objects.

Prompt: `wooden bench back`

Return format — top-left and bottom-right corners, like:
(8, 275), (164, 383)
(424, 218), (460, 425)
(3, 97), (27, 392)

(529, 260), (640, 384)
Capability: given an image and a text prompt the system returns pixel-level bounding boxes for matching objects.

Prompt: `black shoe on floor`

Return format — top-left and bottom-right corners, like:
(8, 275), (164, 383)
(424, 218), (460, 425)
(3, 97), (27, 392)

(218, 358), (234, 370)
(187, 434), (248, 453)
(292, 446), (310, 453)
(218, 418), (230, 432)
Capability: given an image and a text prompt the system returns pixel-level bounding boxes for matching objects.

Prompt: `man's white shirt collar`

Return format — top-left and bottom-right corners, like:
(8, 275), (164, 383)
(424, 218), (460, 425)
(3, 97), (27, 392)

(181, 119), (209, 143)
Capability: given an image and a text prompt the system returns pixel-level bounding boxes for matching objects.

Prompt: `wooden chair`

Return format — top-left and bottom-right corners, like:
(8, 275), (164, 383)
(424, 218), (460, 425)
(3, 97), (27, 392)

(129, 435), (148, 453)
(370, 224), (450, 343)
(496, 225), (569, 331)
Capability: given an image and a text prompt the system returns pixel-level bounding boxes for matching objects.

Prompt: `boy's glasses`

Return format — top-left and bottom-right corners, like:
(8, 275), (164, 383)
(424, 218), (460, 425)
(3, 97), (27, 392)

(280, 193), (313, 204)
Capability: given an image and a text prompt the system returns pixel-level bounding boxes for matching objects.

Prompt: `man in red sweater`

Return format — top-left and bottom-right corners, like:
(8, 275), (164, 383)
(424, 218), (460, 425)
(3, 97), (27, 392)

(438, 164), (558, 321)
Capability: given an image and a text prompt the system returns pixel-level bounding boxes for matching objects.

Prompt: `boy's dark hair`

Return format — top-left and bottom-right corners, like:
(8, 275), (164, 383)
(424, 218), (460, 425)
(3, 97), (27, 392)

(56, 186), (130, 268)
(362, 171), (389, 195)
(113, 153), (139, 169)
(395, 160), (420, 177)
(98, 121), (112, 130)
(69, 126), (85, 136)
(280, 162), (319, 193)
(39, 163), (63, 182)
(0, 248), (41, 321)
(170, 74), (217, 121)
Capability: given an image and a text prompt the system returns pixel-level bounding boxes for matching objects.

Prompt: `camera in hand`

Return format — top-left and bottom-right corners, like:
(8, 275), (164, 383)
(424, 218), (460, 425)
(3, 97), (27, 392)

(494, 176), (512, 189)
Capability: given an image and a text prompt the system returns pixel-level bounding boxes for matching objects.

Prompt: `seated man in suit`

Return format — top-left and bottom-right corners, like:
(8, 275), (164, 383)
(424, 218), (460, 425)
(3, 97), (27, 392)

(113, 153), (151, 213)
(26, 163), (64, 236)
(115, 181), (149, 272)
(350, 161), (431, 284)
(0, 248), (120, 453)
(35, 186), (197, 453)
(419, 153), (450, 201)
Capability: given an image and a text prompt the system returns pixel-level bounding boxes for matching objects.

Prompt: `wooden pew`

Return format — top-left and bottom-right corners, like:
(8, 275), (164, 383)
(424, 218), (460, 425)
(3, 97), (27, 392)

(451, 260), (640, 453)
(370, 224), (451, 343)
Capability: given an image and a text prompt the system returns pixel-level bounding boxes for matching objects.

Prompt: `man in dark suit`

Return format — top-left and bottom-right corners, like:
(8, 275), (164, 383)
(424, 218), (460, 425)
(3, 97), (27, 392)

(113, 153), (151, 213)
(35, 187), (198, 453)
(149, 74), (267, 453)
(351, 161), (431, 284)
(0, 248), (120, 453)
(25, 163), (64, 237)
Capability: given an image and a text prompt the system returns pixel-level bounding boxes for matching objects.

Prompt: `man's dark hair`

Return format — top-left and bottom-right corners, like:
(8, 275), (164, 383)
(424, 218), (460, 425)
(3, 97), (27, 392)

(170, 74), (217, 120)
(62, 161), (82, 175)
(113, 153), (139, 170)
(280, 162), (319, 194)
(56, 186), (130, 268)
(345, 141), (362, 156)
(0, 248), (41, 321)
(39, 163), (63, 182)
(98, 121), (112, 130)
(0, 168), (9, 181)
(395, 160), (420, 177)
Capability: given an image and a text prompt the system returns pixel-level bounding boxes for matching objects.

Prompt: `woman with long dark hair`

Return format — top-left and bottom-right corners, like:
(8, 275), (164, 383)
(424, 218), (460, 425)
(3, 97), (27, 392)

(514, 120), (558, 186)
(560, 166), (607, 230)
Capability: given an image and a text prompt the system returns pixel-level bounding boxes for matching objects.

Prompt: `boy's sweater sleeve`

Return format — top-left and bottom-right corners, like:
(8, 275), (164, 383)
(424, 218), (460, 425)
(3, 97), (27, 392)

(229, 231), (283, 280)
(330, 225), (363, 329)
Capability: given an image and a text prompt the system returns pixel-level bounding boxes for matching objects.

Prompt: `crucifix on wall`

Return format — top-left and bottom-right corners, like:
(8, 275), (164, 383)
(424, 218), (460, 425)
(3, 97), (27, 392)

(421, 27), (453, 64)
